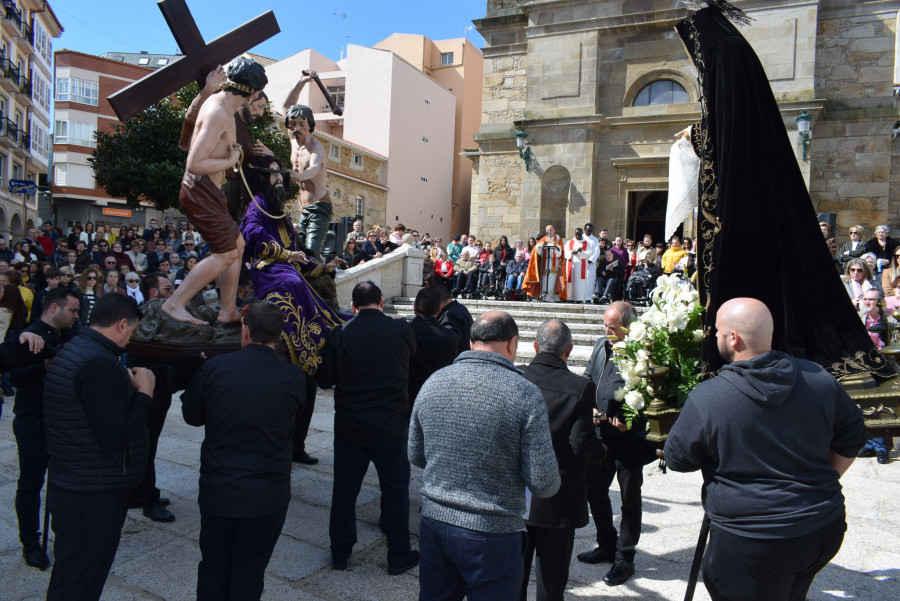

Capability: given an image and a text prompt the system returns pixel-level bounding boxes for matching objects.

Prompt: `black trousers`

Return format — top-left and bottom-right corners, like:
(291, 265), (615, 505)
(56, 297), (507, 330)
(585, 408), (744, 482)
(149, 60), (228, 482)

(521, 525), (575, 601)
(46, 485), (129, 601)
(702, 518), (846, 601)
(197, 504), (288, 601)
(292, 376), (318, 457)
(133, 390), (172, 505)
(12, 415), (49, 546)
(586, 461), (642, 561)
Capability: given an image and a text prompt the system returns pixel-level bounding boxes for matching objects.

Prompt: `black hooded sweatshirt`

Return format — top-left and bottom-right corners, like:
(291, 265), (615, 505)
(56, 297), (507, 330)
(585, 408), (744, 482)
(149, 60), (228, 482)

(664, 350), (867, 539)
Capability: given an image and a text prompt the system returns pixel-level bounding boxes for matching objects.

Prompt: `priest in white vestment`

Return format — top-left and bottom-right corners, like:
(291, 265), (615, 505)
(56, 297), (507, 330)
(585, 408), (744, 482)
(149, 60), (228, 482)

(565, 228), (597, 303)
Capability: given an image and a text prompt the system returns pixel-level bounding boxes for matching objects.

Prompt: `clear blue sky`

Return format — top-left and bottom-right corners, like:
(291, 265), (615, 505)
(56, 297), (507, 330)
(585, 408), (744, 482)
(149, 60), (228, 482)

(49, 0), (487, 62)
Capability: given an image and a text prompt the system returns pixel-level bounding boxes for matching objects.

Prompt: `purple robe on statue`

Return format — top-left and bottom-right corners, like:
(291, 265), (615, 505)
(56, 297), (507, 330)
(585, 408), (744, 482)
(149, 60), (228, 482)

(241, 194), (349, 374)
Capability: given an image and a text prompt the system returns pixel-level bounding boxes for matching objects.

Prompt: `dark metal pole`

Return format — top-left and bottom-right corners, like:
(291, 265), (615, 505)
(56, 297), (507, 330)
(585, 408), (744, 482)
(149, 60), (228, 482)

(684, 514), (711, 601)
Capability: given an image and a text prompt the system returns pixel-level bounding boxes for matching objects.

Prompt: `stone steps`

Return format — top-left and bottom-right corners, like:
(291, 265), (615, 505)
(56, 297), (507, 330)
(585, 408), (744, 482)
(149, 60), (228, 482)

(386, 296), (614, 368)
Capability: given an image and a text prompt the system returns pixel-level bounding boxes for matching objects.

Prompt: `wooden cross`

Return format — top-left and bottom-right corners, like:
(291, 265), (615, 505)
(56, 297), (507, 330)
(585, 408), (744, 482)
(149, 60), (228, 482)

(107, 0), (280, 121)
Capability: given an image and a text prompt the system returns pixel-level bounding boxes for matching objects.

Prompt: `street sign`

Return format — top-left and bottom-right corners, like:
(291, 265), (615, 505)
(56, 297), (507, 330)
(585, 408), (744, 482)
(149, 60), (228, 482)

(9, 179), (36, 194)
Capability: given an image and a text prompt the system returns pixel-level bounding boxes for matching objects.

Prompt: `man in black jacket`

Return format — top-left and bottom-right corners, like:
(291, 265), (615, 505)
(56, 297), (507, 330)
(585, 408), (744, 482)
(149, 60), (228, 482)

(577, 302), (647, 586)
(43, 294), (155, 601)
(436, 284), (473, 355)
(409, 287), (457, 413)
(522, 319), (606, 601)
(9, 288), (80, 570)
(316, 281), (420, 575)
(182, 301), (306, 600)
(665, 298), (867, 601)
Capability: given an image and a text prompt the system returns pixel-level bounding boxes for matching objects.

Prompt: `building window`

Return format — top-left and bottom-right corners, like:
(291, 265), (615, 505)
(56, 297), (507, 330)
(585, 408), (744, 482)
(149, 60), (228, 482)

(420, 176), (428, 183)
(352, 153), (362, 166)
(332, 189), (340, 199)
(440, 52), (454, 66)
(424, 98), (431, 106)
(54, 163), (66, 186)
(138, 57), (150, 65)
(0, 153), (5, 185)
(327, 86), (345, 111)
(632, 80), (689, 106)
(32, 72), (51, 112)
(33, 21), (52, 66)
(329, 144), (340, 158)
(54, 120), (98, 147)
(55, 78), (99, 106)
(422, 136), (429, 144)
(157, 58), (169, 66)
(356, 196), (364, 217)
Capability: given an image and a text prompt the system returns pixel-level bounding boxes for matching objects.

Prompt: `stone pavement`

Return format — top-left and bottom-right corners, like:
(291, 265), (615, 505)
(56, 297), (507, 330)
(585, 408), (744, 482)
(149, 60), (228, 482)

(0, 389), (898, 601)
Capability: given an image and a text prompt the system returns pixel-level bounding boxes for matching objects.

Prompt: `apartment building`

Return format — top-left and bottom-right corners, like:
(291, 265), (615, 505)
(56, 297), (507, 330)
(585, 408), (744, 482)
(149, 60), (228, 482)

(51, 50), (177, 232)
(0, 0), (61, 240)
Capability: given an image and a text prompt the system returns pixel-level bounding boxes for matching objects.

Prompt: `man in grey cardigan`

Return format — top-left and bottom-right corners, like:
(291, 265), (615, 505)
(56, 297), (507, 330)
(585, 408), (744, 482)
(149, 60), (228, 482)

(410, 311), (560, 601)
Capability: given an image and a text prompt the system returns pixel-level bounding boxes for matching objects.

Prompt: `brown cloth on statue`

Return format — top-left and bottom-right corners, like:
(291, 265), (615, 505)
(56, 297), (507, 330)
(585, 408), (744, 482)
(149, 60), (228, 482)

(179, 172), (240, 254)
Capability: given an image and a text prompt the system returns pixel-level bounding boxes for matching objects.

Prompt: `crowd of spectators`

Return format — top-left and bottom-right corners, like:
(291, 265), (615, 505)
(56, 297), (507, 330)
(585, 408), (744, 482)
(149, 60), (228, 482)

(0, 217), (219, 408)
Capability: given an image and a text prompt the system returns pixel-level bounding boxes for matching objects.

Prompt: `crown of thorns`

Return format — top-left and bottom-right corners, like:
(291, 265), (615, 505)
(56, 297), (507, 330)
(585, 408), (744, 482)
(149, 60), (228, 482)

(218, 79), (260, 95)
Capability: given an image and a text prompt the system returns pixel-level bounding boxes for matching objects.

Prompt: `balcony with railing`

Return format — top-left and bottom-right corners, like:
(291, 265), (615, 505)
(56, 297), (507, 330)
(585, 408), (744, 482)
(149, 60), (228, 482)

(15, 129), (30, 156)
(15, 73), (30, 105)
(0, 56), (19, 94)
(18, 20), (32, 50)
(1, 4), (22, 37)
(0, 112), (10, 148)
(4, 118), (19, 146)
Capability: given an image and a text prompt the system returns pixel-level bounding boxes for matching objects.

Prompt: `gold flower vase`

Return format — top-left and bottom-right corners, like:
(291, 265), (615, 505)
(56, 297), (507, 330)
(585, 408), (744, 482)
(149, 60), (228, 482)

(638, 363), (682, 443)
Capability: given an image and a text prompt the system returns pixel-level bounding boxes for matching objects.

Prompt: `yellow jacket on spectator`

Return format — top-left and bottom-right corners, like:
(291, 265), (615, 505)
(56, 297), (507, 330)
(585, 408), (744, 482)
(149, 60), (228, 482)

(661, 247), (688, 274)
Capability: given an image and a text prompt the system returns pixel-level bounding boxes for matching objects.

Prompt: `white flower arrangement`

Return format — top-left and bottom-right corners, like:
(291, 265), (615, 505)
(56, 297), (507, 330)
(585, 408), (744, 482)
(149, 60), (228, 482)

(611, 275), (704, 427)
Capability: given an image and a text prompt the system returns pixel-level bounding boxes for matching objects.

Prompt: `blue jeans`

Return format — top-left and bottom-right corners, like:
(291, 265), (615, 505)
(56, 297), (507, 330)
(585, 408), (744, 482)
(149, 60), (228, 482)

(297, 200), (333, 261)
(13, 415), (49, 546)
(330, 438), (411, 568)
(506, 274), (524, 290)
(419, 516), (525, 601)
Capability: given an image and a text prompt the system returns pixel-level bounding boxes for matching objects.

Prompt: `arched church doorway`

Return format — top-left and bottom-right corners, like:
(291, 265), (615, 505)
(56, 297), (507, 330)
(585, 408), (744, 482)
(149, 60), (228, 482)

(540, 166), (571, 238)
(630, 191), (681, 245)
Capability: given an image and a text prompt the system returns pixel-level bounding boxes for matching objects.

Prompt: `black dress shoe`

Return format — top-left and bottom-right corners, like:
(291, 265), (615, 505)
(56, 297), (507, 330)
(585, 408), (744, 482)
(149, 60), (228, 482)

(333, 559), (348, 570)
(603, 558), (635, 586)
(143, 502), (175, 523)
(23, 542), (50, 570)
(292, 451), (319, 465)
(877, 450), (891, 464)
(858, 447), (876, 458)
(577, 547), (616, 564)
(128, 496), (171, 509)
(388, 550), (420, 575)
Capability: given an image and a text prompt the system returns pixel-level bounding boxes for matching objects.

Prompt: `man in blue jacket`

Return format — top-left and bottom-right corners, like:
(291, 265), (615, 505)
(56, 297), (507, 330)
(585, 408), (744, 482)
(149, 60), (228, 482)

(665, 298), (868, 601)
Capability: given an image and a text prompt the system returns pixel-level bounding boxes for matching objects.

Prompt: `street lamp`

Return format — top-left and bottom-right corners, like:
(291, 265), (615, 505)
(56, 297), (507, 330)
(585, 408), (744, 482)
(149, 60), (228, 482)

(515, 127), (531, 172)
(795, 111), (812, 160)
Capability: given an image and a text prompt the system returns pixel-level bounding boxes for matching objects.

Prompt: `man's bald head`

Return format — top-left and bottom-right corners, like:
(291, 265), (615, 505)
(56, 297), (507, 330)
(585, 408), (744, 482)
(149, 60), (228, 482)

(471, 311), (519, 361)
(715, 298), (774, 363)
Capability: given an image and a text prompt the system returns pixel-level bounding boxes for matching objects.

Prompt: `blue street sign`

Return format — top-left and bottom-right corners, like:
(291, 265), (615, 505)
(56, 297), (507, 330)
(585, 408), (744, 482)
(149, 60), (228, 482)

(9, 179), (37, 194)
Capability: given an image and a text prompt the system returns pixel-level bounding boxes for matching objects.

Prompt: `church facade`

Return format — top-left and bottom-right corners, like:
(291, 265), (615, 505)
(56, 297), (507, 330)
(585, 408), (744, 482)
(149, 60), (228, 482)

(468, 0), (900, 247)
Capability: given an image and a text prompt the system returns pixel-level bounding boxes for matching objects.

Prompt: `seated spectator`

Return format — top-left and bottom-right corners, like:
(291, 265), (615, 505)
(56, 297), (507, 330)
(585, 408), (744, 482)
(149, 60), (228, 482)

(126, 238), (148, 274)
(174, 256), (198, 288)
(360, 231), (382, 262)
(146, 239), (169, 273)
(178, 236), (201, 261)
(844, 258), (879, 310)
(453, 248), (479, 295)
(14, 241), (37, 264)
(380, 231), (398, 255)
(524, 237), (537, 262)
(447, 235), (463, 263)
(89, 242), (106, 266)
(494, 237), (514, 273)
(100, 268), (125, 296)
(50, 240), (70, 268)
(861, 252), (882, 284)
(594, 249), (623, 302)
(120, 228), (136, 251)
(73, 241), (91, 273)
(423, 249), (436, 287)
(340, 238), (362, 268)
(77, 267), (103, 326)
(478, 254), (499, 289)
(661, 235), (688, 274)
(109, 242), (135, 271)
(124, 272), (144, 303)
(32, 267), (62, 318)
(0, 236), (14, 263)
(506, 251), (528, 290)
(7, 271), (33, 324)
(101, 254), (119, 273)
(97, 239), (111, 259)
(434, 252), (454, 291)
(389, 223), (406, 245)
(59, 268), (77, 291)
(478, 241), (492, 264)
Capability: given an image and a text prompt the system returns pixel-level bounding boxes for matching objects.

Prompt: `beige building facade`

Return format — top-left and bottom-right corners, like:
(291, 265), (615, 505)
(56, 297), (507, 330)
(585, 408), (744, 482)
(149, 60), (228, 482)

(469, 0), (900, 248)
